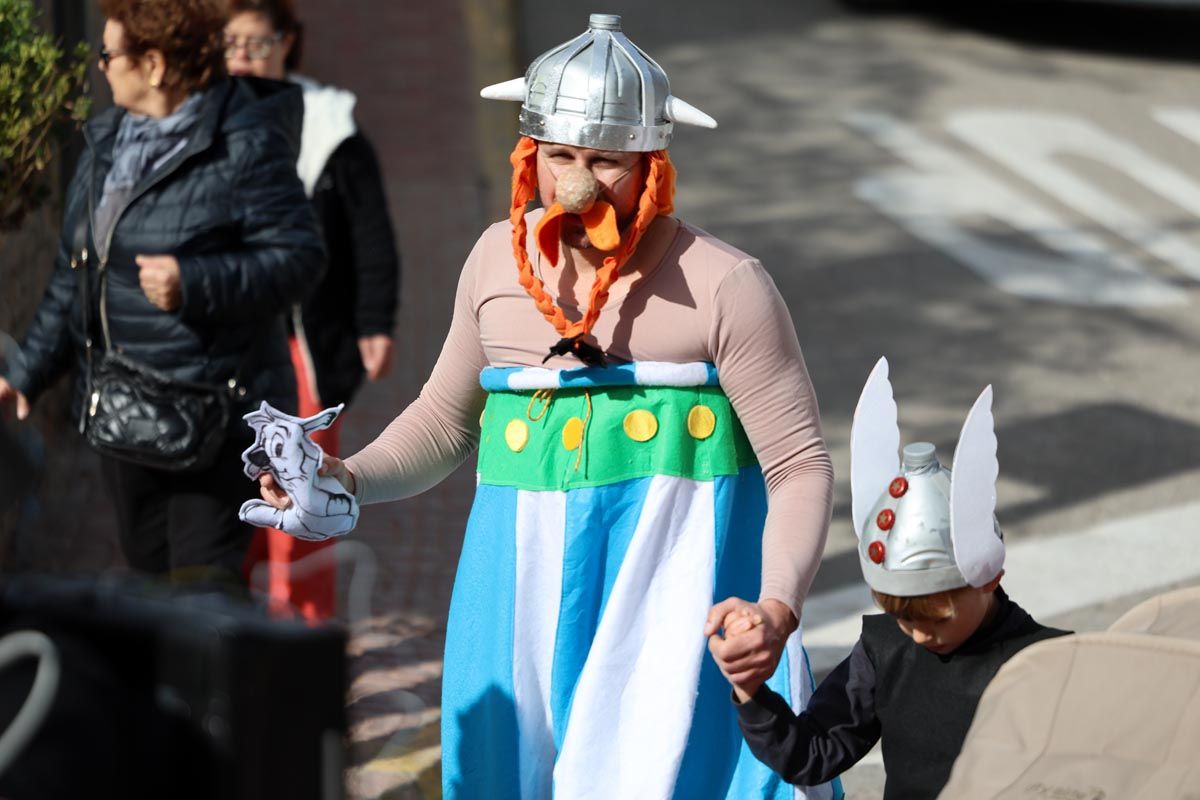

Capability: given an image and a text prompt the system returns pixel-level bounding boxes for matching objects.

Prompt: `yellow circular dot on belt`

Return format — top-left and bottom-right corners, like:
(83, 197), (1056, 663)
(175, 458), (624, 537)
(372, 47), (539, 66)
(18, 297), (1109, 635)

(623, 409), (658, 442)
(505, 419), (529, 452)
(562, 417), (585, 451)
(687, 405), (717, 440)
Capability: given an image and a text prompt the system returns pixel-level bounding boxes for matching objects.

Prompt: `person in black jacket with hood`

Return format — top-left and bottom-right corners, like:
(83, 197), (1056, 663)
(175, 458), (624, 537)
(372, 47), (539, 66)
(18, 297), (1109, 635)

(224, 0), (401, 620)
(0, 0), (324, 587)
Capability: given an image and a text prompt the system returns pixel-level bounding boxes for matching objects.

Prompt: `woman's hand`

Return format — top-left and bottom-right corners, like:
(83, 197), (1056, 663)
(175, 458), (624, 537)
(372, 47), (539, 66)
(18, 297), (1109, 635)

(135, 254), (182, 311)
(705, 596), (798, 699)
(358, 334), (394, 381)
(0, 378), (30, 421)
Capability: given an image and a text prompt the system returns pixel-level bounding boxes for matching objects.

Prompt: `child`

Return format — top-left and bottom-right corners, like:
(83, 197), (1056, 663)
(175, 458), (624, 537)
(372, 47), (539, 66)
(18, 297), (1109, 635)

(710, 358), (1068, 799)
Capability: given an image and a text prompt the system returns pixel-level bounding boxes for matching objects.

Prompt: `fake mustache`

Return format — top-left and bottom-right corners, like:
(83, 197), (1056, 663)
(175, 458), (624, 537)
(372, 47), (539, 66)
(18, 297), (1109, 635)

(534, 201), (620, 266)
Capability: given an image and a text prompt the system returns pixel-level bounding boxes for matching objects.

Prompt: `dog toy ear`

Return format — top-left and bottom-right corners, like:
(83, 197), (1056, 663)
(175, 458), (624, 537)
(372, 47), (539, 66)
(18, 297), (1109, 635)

(850, 357), (901, 539)
(242, 400), (273, 432)
(301, 403), (345, 435)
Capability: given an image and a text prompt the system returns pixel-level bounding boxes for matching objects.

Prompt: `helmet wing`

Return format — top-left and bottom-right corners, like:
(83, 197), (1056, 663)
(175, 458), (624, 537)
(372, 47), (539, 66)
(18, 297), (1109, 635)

(950, 385), (1005, 587)
(851, 357), (901, 539)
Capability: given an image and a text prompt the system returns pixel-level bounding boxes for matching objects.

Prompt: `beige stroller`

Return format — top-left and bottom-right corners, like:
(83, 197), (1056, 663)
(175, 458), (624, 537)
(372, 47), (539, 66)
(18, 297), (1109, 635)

(939, 586), (1200, 799)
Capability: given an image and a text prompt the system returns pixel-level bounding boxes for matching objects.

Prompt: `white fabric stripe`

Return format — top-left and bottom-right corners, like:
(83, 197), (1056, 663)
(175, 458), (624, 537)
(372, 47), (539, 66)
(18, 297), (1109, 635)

(787, 632), (806, 800)
(512, 489), (566, 800)
(491, 361), (716, 390)
(506, 368), (560, 391)
(786, 630), (833, 800)
(553, 475), (715, 800)
(632, 361), (713, 387)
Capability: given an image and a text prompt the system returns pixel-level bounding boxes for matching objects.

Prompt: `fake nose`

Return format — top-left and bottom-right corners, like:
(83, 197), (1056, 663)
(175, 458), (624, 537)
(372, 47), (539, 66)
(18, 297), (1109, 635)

(555, 166), (601, 213)
(247, 447), (271, 468)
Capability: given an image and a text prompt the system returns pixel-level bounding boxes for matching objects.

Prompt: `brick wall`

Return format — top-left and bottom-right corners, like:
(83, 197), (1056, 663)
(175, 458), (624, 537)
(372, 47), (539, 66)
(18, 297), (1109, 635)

(294, 0), (518, 621)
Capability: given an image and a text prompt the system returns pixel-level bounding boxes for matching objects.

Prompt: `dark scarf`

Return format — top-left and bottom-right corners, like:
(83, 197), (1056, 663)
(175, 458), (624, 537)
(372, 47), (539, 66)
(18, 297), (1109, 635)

(94, 92), (204, 255)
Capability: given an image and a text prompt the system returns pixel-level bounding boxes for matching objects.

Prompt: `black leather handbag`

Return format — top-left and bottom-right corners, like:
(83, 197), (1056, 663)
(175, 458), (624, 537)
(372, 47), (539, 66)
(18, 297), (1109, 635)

(75, 222), (241, 473)
(84, 350), (232, 472)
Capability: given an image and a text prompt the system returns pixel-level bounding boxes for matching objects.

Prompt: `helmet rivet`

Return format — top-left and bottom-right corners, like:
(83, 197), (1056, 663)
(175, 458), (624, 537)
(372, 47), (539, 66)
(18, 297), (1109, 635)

(876, 509), (895, 531)
(868, 541), (886, 564)
(889, 477), (908, 498)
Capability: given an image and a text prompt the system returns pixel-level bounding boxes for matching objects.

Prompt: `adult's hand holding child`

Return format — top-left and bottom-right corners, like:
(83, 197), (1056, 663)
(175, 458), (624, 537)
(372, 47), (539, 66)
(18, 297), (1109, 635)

(706, 596), (797, 702)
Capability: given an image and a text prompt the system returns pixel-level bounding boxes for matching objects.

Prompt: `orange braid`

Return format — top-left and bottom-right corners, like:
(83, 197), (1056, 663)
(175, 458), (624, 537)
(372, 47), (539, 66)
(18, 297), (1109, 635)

(510, 137), (573, 335)
(508, 136), (677, 347)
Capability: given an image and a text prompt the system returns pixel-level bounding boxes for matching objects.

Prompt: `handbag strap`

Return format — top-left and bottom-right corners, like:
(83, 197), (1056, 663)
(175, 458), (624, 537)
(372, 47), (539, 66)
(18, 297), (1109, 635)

(71, 215), (93, 347)
(72, 216), (95, 433)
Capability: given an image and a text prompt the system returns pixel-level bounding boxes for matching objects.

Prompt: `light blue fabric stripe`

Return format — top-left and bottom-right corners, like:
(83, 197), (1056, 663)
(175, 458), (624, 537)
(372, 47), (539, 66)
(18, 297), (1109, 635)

(441, 484), (521, 800)
(549, 477), (653, 751)
(559, 362), (639, 388)
(479, 361), (721, 392)
(674, 465), (768, 798)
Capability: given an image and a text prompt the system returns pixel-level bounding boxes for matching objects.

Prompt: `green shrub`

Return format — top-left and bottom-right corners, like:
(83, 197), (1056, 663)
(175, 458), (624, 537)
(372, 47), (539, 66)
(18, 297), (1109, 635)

(0, 0), (90, 231)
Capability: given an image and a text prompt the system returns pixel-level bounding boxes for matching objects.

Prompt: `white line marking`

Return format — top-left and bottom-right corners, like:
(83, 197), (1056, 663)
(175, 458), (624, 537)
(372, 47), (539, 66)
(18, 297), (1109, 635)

(948, 110), (1200, 282)
(845, 110), (1187, 307)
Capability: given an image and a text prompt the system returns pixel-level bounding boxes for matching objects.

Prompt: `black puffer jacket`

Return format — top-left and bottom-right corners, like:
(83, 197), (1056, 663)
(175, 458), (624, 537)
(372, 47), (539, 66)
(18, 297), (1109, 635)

(11, 77), (324, 421)
(300, 132), (400, 408)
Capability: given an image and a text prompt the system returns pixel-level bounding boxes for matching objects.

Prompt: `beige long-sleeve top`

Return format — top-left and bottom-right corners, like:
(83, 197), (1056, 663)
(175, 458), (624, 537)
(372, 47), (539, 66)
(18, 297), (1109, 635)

(345, 211), (833, 619)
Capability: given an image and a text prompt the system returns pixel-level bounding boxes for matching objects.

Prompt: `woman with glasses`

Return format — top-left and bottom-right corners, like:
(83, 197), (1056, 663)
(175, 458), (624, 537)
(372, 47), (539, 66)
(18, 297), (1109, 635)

(224, 0), (401, 622)
(0, 0), (323, 588)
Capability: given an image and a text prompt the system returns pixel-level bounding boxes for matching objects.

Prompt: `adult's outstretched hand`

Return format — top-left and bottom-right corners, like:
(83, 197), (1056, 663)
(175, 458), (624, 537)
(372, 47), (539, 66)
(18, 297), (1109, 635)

(256, 453), (357, 508)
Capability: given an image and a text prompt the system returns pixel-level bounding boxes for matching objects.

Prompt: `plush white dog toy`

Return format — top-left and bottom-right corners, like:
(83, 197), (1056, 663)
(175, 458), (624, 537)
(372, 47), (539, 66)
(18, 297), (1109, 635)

(237, 401), (359, 541)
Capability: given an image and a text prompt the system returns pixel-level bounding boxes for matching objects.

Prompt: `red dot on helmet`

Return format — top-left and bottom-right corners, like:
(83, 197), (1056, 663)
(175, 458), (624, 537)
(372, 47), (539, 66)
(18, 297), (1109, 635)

(868, 540), (886, 564)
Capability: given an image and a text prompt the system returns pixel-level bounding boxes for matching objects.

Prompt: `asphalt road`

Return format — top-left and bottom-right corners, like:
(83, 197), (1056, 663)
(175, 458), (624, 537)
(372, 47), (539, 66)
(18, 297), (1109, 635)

(517, 2), (1200, 796)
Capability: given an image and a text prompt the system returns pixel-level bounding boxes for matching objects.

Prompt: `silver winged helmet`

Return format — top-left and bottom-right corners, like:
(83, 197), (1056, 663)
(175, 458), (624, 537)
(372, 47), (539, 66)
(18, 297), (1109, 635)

(850, 358), (1006, 597)
(480, 13), (716, 152)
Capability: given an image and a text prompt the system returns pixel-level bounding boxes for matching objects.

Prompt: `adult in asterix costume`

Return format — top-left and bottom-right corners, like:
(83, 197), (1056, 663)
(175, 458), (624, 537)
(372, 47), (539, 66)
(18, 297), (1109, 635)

(276, 13), (837, 799)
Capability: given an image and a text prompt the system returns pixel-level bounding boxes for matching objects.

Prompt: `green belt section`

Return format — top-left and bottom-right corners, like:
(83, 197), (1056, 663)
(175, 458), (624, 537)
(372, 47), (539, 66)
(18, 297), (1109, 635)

(476, 384), (758, 491)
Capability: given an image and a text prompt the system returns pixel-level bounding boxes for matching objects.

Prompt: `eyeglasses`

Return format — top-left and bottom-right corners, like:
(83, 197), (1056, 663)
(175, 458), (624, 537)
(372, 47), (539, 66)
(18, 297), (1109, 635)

(223, 33), (282, 61)
(98, 45), (133, 69)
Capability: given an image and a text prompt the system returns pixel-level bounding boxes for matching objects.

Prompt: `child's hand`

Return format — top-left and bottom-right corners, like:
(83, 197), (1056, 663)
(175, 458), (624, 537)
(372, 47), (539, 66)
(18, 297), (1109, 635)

(707, 605), (766, 701)
(723, 608), (763, 638)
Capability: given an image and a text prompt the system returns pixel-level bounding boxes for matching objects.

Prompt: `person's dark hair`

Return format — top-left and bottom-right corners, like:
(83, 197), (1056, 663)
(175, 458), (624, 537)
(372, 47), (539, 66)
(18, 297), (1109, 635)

(98, 0), (227, 94)
(227, 0), (304, 72)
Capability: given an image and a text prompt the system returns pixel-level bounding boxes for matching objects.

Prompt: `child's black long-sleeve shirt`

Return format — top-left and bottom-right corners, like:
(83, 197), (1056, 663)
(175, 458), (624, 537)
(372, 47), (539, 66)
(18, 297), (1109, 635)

(736, 589), (1068, 799)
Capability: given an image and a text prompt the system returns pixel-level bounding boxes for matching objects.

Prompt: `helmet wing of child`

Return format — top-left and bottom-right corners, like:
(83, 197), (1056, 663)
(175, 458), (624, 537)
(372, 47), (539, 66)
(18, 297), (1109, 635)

(849, 356), (901, 539)
(949, 385), (1006, 588)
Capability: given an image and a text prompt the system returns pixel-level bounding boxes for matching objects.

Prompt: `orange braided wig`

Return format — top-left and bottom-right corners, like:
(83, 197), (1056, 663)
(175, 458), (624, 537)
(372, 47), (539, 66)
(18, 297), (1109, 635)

(508, 136), (676, 357)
